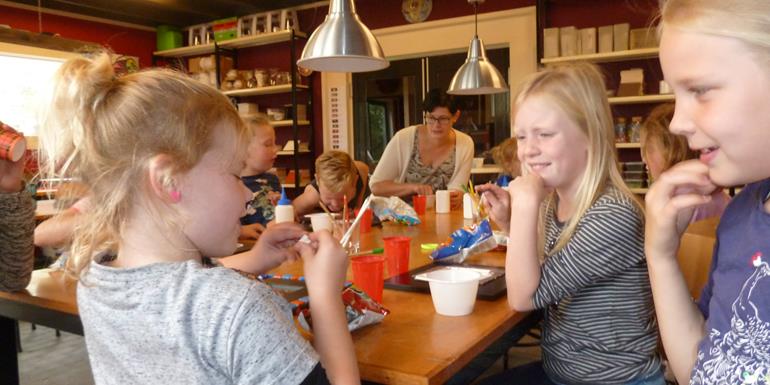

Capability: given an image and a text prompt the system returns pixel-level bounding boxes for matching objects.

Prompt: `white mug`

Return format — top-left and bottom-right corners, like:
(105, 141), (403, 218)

(436, 190), (450, 214)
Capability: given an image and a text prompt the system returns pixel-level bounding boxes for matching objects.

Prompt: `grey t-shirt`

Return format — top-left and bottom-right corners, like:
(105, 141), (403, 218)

(77, 259), (319, 385)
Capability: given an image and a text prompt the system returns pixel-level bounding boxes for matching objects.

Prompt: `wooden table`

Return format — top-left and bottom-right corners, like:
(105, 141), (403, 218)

(0, 210), (526, 385)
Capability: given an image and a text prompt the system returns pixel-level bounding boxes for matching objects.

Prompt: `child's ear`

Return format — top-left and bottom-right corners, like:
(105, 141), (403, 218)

(147, 154), (181, 203)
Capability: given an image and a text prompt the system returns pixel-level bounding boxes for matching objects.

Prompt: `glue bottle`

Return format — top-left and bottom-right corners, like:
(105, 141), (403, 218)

(274, 188), (294, 223)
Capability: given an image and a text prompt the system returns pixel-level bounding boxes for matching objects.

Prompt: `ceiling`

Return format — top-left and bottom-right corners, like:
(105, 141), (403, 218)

(6, 0), (326, 28)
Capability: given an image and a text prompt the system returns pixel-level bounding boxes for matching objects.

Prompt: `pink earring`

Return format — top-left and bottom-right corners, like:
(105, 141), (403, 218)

(169, 190), (181, 203)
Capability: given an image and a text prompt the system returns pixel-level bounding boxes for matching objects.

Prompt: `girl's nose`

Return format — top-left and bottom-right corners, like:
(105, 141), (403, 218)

(669, 101), (695, 137)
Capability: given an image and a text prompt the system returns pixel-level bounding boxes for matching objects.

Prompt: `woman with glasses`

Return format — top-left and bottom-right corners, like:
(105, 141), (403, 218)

(370, 89), (474, 208)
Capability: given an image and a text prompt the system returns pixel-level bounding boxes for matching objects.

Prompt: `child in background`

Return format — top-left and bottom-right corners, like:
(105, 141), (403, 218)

(293, 150), (370, 217)
(478, 63), (662, 385)
(490, 137), (520, 187)
(39, 53), (359, 384)
(240, 114), (280, 240)
(644, 1), (770, 384)
(640, 103), (729, 223)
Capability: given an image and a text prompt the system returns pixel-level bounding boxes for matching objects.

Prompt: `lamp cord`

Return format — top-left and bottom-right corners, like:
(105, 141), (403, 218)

(474, 2), (478, 37)
(37, 0), (42, 33)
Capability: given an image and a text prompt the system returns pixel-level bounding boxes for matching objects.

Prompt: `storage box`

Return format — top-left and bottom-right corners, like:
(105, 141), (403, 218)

(559, 26), (578, 57)
(629, 27), (658, 49)
(617, 68), (644, 97)
(579, 27), (597, 55)
(212, 17), (238, 42)
(156, 25), (182, 51)
(613, 23), (630, 51)
(543, 27), (560, 58)
(284, 104), (307, 121)
(624, 161), (645, 171)
(598, 25), (613, 53)
(237, 103), (259, 115)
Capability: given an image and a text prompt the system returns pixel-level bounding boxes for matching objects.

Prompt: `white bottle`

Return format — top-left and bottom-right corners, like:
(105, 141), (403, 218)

(436, 190), (451, 213)
(274, 188), (294, 223)
(463, 193), (475, 219)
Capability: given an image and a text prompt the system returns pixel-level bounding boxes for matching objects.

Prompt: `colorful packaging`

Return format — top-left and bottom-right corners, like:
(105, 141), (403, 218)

(430, 219), (497, 263)
(370, 196), (421, 226)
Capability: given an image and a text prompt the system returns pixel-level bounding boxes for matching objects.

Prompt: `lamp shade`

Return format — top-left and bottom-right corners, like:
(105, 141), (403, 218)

(447, 36), (508, 95)
(297, 0), (389, 73)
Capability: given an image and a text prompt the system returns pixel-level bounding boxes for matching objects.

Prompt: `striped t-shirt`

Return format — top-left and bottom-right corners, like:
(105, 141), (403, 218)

(533, 186), (661, 385)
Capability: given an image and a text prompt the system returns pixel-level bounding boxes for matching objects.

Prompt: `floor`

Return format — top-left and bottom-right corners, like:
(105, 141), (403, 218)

(17, 322), (539, 385)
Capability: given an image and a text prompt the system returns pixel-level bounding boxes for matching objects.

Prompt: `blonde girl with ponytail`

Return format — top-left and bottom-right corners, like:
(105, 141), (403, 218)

(39, 53), (359, 385)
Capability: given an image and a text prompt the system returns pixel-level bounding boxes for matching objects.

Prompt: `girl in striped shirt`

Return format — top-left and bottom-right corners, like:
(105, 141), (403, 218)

(479, 63), (663, 385)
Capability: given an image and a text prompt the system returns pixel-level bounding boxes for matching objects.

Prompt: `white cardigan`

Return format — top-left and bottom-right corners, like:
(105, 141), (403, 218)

(369, 125), (475, 191)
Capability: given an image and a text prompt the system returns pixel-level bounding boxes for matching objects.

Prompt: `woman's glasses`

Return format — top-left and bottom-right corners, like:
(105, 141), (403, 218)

(425, 115), (452, 125)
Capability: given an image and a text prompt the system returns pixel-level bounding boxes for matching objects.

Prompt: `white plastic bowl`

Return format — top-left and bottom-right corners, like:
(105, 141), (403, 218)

(421, 268), (481, 316)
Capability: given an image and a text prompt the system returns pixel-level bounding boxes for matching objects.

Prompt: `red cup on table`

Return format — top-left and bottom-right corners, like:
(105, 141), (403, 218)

(356, 208), (373, 234)
(351, 255), (386, 302)
(412, 194), (427, 215)
(383, 236), (411, 278)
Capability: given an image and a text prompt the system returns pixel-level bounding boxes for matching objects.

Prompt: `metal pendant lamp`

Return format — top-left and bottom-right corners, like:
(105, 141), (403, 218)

(447, 0), (508, 95)
(297, 0), (389, 73)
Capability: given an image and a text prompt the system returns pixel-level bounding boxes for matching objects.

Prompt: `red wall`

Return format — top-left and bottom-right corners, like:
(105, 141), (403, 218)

(0, 5), (155, 67)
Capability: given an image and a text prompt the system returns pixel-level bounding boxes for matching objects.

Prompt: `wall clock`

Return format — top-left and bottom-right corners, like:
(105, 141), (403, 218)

(402, 0), (432, 24)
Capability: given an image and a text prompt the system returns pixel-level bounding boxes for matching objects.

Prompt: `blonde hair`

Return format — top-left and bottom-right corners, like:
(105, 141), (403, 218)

(315, 151), (357, 193)
(640, 103), (697, 172)
(659, 0), (770, 63)
(39, 52), (247, 276)
(243, 113), (272, 132)
(491, 137), (520, 177)
(514, 63), (641, 255)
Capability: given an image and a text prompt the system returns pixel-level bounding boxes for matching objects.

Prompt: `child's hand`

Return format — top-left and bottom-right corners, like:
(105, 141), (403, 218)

(296, 230), (348, 298)
(240, 223), (265, 240)
(476, 183), (511, 231)
(0, 153), (26, 194)
(267, 191), (281, 206)
(508, 174), (548, 208)
(645, 160), (717, 260)
(410, 183), (433, 196)
(250, 223), (306, 270)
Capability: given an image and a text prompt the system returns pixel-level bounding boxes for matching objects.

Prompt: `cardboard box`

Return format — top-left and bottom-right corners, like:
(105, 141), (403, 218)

(629, 27), (658, 49)
(188, 55), (233, 74)
(543, 27), (560, 58)
(579, 27), (597, 55)
(617, 68), (644, 97)
(559, 26), (578, 57)
(613, 23), (630, 51)
(212, 17), (238, 42)
(598, 25), (613, 53)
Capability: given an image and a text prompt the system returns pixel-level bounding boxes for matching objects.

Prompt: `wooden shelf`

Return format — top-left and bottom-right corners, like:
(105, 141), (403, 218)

(154, 30), (306, 57)
(218, 30), (305, 50)
(609, 94), (674, 105)
(616, 142), (641, 149)
(222, 84), (308, 97)
(277, 150), (311, 155)
(471, 166), (503, 174)
(630, 187), (649, 194)
(541, 47), (659, 65)
(282, 183), (308, 189)
(272, 120), (310, 127)
(153, 43), (215, 58)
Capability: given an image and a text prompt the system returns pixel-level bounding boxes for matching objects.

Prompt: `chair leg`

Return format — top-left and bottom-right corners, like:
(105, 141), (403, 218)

(55, 329), (61, 337)
(31, 323), (36, 331)
(15, 321), (22, 353)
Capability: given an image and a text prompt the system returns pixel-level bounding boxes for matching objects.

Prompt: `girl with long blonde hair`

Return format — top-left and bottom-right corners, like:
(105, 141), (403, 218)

(479, 63), (662, 385)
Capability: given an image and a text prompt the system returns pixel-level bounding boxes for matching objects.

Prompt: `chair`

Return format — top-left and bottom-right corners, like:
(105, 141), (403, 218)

(676, 217), (719, 300)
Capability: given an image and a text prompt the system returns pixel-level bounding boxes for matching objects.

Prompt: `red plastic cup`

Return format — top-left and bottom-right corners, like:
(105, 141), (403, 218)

(383, 236), (411, 277)
(351, 255), (385, 302)
(412, 194), (427, 215)
(356, 208), (373, 234)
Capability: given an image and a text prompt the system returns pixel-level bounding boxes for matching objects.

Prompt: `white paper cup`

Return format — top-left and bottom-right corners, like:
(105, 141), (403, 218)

(436, 190), (450, 213)
(423, 269), (481, 316)
(307, 213), (333, 232)
(473, 157), (484, 169)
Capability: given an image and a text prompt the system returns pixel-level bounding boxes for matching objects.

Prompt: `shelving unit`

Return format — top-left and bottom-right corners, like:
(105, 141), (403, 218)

(630, 188), (649, 194)
(609, 94), (674, 105)
(616, 142), (641, 149)
(540, 47), (660, 65)
(154, 29), (313, 191)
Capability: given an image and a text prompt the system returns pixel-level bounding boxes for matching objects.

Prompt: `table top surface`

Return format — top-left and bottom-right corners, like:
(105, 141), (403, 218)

(1, 209), (522, 385)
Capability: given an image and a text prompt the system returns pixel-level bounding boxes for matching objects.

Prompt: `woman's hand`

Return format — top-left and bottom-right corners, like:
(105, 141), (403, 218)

(645, 160), (717, 261)
(0, 154), (26, 194)
(508, 174), (548, 208)
(249, 222), (306, 271)
(296, 230), (348, 298)
(411, 183), (433, 196)
(239, 223), (265, 240)
(476, 183), (511, 231)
